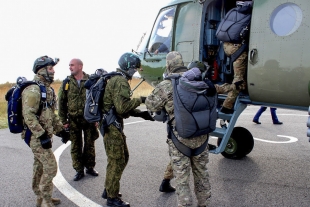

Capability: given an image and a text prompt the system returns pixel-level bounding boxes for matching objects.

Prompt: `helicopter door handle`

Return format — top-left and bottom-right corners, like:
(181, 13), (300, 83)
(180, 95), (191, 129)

(249, 49), (258, 65)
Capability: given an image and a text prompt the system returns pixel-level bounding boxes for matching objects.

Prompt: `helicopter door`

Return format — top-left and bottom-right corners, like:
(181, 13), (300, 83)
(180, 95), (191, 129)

(247, 1), (309, 107)
(174, 2), (203, 65)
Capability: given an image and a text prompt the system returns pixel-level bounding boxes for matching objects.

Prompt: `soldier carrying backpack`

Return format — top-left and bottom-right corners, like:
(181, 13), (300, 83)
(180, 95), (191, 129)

(11, 55), (69, 207)
(215, 1), (253, 114)
(145, 51), (215, 207)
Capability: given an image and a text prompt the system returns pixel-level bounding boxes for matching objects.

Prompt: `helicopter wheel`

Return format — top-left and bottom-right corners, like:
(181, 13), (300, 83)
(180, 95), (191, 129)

(217, 127), (254, 159)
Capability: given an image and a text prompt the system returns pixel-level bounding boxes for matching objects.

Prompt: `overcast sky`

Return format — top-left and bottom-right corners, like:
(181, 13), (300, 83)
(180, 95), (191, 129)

(0, 0), (168, 84)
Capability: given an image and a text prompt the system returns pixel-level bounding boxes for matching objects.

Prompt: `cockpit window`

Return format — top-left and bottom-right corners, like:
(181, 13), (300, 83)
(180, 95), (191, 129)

(270, 3), (302, 36)
(148, 7), (176, 54)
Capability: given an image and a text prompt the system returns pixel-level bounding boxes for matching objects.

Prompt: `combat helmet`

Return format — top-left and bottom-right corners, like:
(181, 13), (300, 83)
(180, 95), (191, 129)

(187, 60), (207, 72)
(33, 56), (59, 74)
(118, 53), (141, 79)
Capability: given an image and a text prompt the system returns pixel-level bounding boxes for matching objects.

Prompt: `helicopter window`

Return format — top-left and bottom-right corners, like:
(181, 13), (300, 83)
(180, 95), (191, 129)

(270, 3), (302, 36)
(148, 7), (176, 54)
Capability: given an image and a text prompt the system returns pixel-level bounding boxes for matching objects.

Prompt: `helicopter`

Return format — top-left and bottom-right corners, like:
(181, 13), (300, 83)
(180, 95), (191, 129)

(133, 0), (310, 159)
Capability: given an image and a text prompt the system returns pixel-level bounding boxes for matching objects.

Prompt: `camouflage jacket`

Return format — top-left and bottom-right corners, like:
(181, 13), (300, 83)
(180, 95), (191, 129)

(145, 73), (208, 149)
(102, 74), (141, 126)
(21, 75), (63, 139)
(58, 72), (89, 124)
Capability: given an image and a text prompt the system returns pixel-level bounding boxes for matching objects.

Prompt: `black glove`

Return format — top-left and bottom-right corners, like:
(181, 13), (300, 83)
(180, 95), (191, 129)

(140, 96), (147, 103)
(234, 80), (245, 90)
(139, 111), (154, 121)
(39, 132), (52, 149)
(56, 128), (70, 144)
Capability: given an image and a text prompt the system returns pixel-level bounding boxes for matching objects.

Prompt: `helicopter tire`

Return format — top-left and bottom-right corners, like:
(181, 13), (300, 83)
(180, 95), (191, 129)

(217, 126), (254, 159)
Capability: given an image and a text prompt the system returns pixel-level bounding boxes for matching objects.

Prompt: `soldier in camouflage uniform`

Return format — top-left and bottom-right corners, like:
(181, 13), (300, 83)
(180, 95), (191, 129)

(216, 43), (247, 114)
(101, 52), (153, 207)
(58, 58), (99, 181)
(22, 56), (69, 207)
(145, 51), (211, 207)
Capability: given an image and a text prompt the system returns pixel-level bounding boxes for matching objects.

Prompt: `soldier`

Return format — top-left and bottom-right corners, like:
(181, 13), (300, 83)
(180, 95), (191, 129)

(100, 52), (153, 207)
(145, 52), (211, 207)
(22, 56), (69, 207)
(58, 58), (99, 181)
(215, 1), (252, 114)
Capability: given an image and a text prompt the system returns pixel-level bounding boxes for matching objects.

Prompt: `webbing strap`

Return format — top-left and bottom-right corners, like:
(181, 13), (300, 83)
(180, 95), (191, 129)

(231, 43), (248, 62)
(167, 123), (209, 157)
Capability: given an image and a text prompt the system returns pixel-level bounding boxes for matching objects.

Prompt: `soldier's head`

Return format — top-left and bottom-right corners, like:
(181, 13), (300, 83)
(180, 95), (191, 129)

(117, 52), (141, 79)
(187, 60), (207, 73)
(33, 56), (59, 83)
(165, 51), (184, 75)
(69, 59), (83, 76)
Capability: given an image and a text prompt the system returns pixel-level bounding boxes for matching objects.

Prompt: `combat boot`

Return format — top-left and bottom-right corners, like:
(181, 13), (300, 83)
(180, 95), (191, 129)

(37, 197), (60, 207)
(159, 179), (176, 192)
(107, 197), (130, 207)
(41, 198), (56, 207)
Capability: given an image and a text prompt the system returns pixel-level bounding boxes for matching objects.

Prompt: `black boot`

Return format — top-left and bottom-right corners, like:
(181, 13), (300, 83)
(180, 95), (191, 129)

(159, 179), (176, 192)
(107, 197), (130, 207)
(102, 188), (122, 199)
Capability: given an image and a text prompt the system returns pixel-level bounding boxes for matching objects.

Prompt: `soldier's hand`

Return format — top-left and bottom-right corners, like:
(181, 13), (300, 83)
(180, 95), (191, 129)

(39, 132), (52, 149)
(56, 129), (70, 144)
(139, 111), (155, 121)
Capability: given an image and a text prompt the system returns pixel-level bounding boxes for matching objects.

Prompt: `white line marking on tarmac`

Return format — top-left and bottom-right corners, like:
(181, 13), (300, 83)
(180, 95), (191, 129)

(53, 141), (102, 207)
(211, 135), (298, 144)
(53, 122), (137, 207)
(254, 135), (298, 143)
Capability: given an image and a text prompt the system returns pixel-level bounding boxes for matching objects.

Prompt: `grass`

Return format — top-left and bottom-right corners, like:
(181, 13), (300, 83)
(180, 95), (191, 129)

(0, 78), (154, 129)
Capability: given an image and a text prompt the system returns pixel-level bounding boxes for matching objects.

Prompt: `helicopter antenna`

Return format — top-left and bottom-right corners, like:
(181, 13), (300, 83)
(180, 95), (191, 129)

(136, 32), (146, 51)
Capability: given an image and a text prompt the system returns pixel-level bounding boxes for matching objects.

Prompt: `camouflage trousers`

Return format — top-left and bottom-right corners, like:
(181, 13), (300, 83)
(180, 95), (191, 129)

(30, 135), (57, 202)
(104, 125), (129, 198)
(163, 160), (174, 180)
(69, 116), (99, 172)
(217, 42), (248, 109)
(167, 139), (211, 207)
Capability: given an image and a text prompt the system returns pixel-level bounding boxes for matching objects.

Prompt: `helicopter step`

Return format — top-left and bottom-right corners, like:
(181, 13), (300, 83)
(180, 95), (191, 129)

(209, 94), (254, 159)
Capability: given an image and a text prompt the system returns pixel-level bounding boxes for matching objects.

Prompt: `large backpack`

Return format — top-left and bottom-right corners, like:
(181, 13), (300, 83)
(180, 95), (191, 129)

(83, 71), (122, 123)
(166, 74), (218, 157)
(6, 81), (47, 134)
(216, 3), (252, 44)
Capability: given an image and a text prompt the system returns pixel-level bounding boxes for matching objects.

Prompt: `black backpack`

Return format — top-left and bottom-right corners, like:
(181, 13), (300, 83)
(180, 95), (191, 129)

(83, 71), (122, 123)
(216, 3), (252, 44)
(166, 75), (218, 157)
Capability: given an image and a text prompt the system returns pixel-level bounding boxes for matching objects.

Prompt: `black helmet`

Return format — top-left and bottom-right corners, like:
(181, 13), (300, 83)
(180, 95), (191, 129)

(118, 53), (141, 78)
(187, 60), (206, 72)
(33, 56), (59, 74)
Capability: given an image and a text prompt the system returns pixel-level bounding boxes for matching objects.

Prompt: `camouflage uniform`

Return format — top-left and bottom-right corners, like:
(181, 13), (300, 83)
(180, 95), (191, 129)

(101, 74), (141, 198)
(163, 161), (174, 180)
(216, 42), (247, 109)
(58, 72), (99, 173)
(22, 75), (64, 203)
(145, 51), (211, 207)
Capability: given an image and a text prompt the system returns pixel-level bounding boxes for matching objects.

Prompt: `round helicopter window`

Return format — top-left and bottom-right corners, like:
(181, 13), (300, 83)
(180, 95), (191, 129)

(270, 3), (302, 36)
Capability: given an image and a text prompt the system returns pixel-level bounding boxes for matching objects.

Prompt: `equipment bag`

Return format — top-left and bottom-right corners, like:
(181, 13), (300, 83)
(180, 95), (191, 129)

(83, 71), (121, 123)
(216, 3), (252, 44)
(6, 81), (47, 134)
(166, 74), (218, 156)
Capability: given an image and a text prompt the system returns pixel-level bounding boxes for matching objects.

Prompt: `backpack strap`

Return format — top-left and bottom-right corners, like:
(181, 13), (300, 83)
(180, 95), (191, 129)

(62, 76), (70, 96)
(167, 120), (209, 157)
(230, 42), (248, 63)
